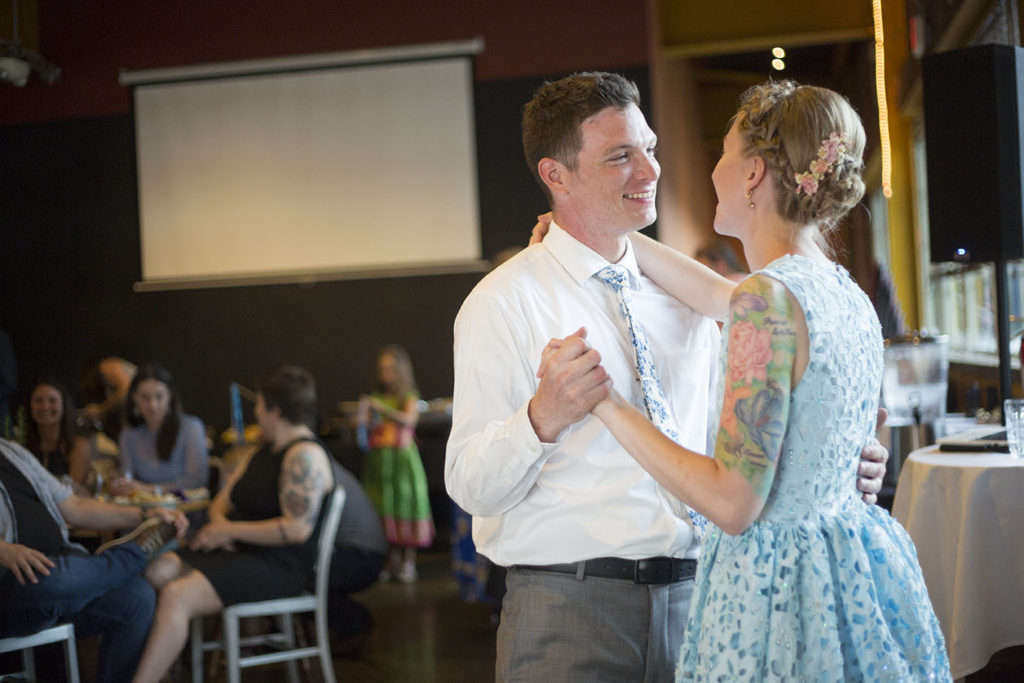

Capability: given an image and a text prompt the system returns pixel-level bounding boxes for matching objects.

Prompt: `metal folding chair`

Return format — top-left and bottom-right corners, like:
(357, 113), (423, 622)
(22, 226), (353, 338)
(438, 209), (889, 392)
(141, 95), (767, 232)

(0, 623), (80, 683)
(190, 486), (345, 683)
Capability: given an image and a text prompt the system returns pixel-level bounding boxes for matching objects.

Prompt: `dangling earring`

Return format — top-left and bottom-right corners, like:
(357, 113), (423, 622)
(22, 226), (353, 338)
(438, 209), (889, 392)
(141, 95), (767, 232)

(745, 190), (755, 210)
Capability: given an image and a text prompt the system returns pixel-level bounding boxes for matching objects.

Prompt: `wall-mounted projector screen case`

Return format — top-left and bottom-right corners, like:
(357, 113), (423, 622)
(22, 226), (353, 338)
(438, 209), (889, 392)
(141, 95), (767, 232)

(126, 43), (483, 290)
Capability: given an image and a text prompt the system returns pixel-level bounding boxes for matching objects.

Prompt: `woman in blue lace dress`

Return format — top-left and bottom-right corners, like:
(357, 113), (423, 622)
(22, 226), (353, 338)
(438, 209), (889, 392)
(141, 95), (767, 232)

(555, 81), (950, 680)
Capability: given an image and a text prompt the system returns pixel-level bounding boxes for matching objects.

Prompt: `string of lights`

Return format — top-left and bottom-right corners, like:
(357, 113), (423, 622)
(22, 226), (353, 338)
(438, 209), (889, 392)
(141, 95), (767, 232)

(874, 0), (893, 198)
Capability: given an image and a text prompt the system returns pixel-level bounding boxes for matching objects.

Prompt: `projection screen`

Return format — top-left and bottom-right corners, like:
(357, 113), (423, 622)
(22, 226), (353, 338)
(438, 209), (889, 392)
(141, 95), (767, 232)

(122, 40), (485, 291)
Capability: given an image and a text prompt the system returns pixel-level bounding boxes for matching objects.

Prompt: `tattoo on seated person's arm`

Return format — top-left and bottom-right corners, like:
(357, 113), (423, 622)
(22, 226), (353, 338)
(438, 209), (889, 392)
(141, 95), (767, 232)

(715, 277), (796, 498)
(282, 447), (326, 522)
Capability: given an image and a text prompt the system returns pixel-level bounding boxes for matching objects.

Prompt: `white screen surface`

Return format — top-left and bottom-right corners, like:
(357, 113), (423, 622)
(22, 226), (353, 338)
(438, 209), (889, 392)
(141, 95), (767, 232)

(131, 51), (482, 288)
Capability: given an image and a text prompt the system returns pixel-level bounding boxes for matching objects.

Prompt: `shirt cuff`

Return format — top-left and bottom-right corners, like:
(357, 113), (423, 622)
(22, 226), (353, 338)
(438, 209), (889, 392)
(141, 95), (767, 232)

(508, 400), (571, 459)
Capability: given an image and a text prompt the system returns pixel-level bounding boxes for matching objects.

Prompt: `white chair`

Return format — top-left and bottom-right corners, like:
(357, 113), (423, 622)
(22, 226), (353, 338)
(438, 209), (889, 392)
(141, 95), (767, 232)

(190, 486), (345, 683)
(0, 623), (80, 683)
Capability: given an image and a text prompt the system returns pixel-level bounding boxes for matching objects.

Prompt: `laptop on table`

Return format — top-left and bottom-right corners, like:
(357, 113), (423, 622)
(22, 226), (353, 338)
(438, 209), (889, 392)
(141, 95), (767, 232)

(935, 425), (1009, 453)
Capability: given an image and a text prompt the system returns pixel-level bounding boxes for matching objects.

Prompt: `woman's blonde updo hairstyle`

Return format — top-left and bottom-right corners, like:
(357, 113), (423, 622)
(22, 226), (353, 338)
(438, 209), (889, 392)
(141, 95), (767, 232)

(733, 80), (866, 236)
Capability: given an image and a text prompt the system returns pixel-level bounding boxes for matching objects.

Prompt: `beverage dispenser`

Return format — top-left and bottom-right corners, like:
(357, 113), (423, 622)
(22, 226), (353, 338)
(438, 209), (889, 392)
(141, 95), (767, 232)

(880, 334), (949, 485)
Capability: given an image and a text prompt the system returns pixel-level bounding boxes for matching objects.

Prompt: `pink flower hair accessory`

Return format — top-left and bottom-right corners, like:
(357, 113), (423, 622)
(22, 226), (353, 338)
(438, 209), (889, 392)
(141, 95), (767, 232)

(794, 131), (848, 196)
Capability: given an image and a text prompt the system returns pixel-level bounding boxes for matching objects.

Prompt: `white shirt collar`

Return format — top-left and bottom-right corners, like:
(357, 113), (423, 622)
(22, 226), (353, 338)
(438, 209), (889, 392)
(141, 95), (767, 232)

(544, 220), (642, 290)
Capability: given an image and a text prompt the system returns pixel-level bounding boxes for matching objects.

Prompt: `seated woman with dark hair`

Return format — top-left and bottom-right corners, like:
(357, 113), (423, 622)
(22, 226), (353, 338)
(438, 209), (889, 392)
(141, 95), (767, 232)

(111, 363), (208, 496)
(130, 365), (336, 683)
(26, 379), (92, 491)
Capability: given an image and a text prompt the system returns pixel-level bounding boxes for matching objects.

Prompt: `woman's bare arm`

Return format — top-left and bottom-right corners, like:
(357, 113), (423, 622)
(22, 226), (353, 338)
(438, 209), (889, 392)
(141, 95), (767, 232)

(68, 435), (92, 487)
(530, 213), (734, 321)
(592, 274), (800, 534)
(629, 233), (735, 322)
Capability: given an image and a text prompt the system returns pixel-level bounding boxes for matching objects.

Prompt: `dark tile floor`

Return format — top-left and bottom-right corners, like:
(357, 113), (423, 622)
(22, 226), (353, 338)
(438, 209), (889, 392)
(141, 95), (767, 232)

(965, 647), (1024, 682)
(325, 551), (497, 682)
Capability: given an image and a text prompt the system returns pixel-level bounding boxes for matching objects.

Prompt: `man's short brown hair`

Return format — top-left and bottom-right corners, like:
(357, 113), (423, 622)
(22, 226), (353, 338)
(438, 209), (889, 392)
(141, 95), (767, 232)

(522, 72), (641, 203)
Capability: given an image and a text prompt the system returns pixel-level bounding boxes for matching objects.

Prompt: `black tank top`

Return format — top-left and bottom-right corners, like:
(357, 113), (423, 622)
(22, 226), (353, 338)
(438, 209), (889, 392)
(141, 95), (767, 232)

(229, 437), (334, 571)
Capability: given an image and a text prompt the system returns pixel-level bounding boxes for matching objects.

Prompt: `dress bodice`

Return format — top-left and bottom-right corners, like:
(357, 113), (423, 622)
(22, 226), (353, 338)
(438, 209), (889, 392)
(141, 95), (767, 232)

(718, 254), (884, 522)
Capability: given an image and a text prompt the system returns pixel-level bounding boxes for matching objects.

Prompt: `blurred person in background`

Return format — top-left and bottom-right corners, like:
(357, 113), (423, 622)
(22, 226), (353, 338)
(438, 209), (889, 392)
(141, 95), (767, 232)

(80, 356), (137, 440)
(25, 378), (92, 493)
(111, 363), (208, 497)
(0, 438), (187, 683)
(359, 345), (434, 583)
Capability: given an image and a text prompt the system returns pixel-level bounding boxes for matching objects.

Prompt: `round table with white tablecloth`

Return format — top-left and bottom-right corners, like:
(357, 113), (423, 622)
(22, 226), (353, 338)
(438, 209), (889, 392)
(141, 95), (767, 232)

(892, 446), (1024, 679)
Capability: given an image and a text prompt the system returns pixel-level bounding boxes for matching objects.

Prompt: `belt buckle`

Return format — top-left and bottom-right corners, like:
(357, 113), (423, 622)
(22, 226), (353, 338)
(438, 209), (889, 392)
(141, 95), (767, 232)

(635, 557), (670, 584)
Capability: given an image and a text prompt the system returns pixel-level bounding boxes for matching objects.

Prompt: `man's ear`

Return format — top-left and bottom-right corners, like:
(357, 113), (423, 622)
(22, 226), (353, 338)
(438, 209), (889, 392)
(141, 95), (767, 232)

(538, 157), (569, 196)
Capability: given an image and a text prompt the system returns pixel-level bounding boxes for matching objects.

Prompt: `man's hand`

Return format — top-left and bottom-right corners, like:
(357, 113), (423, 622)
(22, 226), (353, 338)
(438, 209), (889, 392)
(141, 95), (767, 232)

(0, 540), (55, 585)
(529, 327), (609, 442)
(146, 506), (189, 538)
(857, 407), (891, 505)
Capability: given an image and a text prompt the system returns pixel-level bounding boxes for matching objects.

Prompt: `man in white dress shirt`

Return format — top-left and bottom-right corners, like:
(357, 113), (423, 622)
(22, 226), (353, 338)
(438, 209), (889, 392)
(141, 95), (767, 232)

(445, 72), (882, 682)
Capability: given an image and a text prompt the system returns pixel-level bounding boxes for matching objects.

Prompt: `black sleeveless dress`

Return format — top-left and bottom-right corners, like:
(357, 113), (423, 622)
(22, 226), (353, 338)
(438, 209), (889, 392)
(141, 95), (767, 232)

(177, 438), (333, 606)
(38, 449), (70, 478)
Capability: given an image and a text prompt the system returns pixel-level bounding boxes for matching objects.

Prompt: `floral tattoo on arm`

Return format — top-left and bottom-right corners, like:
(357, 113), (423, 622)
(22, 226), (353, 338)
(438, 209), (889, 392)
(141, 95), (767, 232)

(282, 446), (327, 526)
(716, 276), (797, 498)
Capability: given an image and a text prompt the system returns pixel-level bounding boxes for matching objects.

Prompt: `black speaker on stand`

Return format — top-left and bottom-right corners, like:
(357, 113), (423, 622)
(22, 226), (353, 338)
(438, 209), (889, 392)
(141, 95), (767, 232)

(923, 44), (1024, 410)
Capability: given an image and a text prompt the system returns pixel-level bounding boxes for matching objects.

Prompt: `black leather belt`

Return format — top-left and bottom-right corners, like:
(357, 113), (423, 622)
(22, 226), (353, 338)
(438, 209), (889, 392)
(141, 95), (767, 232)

(514, 556), (696, 585)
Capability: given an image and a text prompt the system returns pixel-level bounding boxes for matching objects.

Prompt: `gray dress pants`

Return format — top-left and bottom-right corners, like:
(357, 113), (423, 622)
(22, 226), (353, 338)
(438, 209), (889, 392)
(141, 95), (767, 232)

(497, 567), (695, 683)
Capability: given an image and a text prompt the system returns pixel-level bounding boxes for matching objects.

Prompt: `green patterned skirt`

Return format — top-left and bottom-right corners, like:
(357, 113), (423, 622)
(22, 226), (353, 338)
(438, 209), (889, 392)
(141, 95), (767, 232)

(362, 444), (434, 547)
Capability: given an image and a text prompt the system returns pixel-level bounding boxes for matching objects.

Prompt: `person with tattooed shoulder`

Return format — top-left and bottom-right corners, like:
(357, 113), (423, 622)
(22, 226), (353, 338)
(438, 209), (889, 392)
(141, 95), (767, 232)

(129, 365), (335, 683)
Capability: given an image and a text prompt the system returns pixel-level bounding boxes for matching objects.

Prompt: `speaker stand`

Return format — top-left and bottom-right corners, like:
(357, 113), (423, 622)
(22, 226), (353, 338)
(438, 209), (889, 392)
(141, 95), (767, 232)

(996, 258), (1013, 409)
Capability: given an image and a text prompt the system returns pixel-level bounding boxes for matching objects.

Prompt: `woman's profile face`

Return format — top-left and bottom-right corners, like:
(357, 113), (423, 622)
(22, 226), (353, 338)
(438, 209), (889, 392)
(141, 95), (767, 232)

(31, 384), (64, 427)
(133, 378), (171, 429)
(711, 123), (750, 239)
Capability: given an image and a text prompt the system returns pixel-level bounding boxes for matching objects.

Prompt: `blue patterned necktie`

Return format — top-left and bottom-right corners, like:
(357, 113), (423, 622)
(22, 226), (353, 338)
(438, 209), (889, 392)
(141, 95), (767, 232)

(595, 264), (709, 541)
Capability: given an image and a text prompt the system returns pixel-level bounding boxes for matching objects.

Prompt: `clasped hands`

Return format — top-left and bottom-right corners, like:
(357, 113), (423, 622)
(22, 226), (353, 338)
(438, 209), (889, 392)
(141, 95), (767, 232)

(188, 518), (236, 552)
(528, 328), (889, 504)
(528, 327), (614, 443)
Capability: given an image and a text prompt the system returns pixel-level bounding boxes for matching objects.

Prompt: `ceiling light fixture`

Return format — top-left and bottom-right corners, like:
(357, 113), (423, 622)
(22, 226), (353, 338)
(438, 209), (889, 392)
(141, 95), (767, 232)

(0, 0), (61, 87)
(772, 47), (786, 59)
(771, 58), (786, 71)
